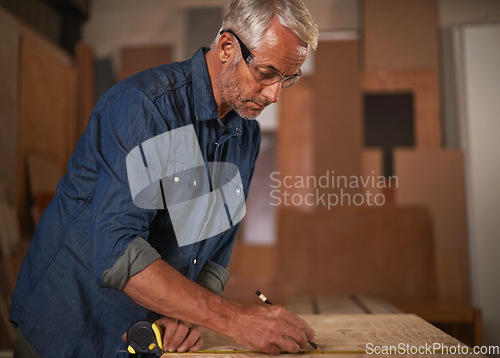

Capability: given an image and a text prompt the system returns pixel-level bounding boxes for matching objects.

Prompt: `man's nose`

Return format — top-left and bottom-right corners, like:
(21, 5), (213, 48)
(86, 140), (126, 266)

(261, 81), (281, 104)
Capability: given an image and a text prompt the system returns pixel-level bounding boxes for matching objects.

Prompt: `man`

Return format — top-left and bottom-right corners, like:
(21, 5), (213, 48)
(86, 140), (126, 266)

(10, 0), (319, 356)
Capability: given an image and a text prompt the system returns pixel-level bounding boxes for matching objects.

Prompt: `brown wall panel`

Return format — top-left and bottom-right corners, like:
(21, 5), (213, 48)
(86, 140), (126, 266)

(363, 0), (439, 69)
(394, 149), (470, 305)
(314, 41), (363, 197)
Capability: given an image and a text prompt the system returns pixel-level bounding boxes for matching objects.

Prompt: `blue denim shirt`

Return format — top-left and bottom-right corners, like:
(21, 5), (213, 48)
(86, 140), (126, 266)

(10, 48), (261, 357)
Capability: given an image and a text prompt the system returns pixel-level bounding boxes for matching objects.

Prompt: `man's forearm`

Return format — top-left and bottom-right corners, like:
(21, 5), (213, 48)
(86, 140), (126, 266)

(122, 259), (239, 336)
(123, 259), (317, 354)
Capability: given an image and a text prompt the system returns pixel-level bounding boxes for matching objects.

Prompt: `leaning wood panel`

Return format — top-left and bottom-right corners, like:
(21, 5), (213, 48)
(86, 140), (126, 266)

(17, 35), (77, 227)
(394, 149), (470, 305)
(362, 69), (441, 149)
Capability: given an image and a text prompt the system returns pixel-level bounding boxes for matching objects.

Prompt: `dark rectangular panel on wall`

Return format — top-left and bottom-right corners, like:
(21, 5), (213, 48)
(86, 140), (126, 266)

(364, 93), (414, 176)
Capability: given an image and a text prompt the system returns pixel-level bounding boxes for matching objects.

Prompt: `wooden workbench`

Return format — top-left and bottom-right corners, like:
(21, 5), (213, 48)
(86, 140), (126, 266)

(161, 314), (483, 357)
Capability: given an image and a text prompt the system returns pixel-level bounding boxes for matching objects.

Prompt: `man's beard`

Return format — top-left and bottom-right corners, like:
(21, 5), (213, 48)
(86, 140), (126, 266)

(219, 63), (270, 120)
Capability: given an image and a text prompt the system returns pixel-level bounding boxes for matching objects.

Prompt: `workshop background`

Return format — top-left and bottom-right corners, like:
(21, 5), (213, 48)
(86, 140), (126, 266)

(0, 0), (499, 351)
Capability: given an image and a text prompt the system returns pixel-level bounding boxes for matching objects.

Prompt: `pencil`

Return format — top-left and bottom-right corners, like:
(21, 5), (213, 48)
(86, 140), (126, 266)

(255, 290), (320, 352)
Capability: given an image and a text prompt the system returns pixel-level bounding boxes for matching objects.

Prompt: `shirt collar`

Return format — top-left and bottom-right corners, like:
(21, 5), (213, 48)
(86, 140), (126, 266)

(191, 47), (244, 132)
(191, 47), (220, 122)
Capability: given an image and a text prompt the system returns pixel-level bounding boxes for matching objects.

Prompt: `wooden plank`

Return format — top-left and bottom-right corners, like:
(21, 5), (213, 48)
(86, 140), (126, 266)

(354, 295), (402, 314)
(315, 295), (366, 314)
(394, 149), (470, 305)
(160, 314), (482, 357)
(286, 296), (316, 315)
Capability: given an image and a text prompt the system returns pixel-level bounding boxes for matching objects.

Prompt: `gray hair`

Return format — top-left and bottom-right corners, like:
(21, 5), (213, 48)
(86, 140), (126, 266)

(211, 0), (319, 54)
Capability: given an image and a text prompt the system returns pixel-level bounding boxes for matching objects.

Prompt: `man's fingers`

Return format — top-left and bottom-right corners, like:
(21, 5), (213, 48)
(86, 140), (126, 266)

(269, 306), (317, 344)
(264, 319), (307, 352)
(232, 305), (318, 354)
(191, 336), (204, 352)
(158, 317), (179, 349)
(177, 328), (202, 352)
(165, 323), (190, 352)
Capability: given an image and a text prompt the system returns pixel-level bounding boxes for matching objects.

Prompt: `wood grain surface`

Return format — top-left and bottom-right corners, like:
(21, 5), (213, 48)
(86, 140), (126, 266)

(161, 314), (482, 357)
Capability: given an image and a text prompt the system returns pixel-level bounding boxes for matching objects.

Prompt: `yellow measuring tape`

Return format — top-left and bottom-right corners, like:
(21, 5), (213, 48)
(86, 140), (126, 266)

(170, 347), (473, 355)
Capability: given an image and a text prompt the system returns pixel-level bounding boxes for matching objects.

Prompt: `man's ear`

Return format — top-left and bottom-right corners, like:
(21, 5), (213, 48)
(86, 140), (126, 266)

(217, 33), (236, 63)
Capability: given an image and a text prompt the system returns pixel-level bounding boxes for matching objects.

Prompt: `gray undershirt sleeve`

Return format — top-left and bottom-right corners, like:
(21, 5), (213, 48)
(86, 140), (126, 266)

(102, 237), (161, 290)
(102, 237), (230, 294)
(195, 260), (230, 295)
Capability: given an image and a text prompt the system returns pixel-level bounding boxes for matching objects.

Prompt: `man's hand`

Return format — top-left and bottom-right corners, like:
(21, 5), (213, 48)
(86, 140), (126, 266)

(230, 304), (317, 355)
(122, 260), (316, 354)
(122, 316), (203, 353)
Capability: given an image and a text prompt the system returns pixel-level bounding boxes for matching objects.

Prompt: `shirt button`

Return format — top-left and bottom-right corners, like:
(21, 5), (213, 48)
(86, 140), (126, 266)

(236, 187), (241, 194)
(235, 128), (241, 132)
(193, 180), (197, 186)
(193, 258), (197, 265)
(174, 176), (179, 183)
